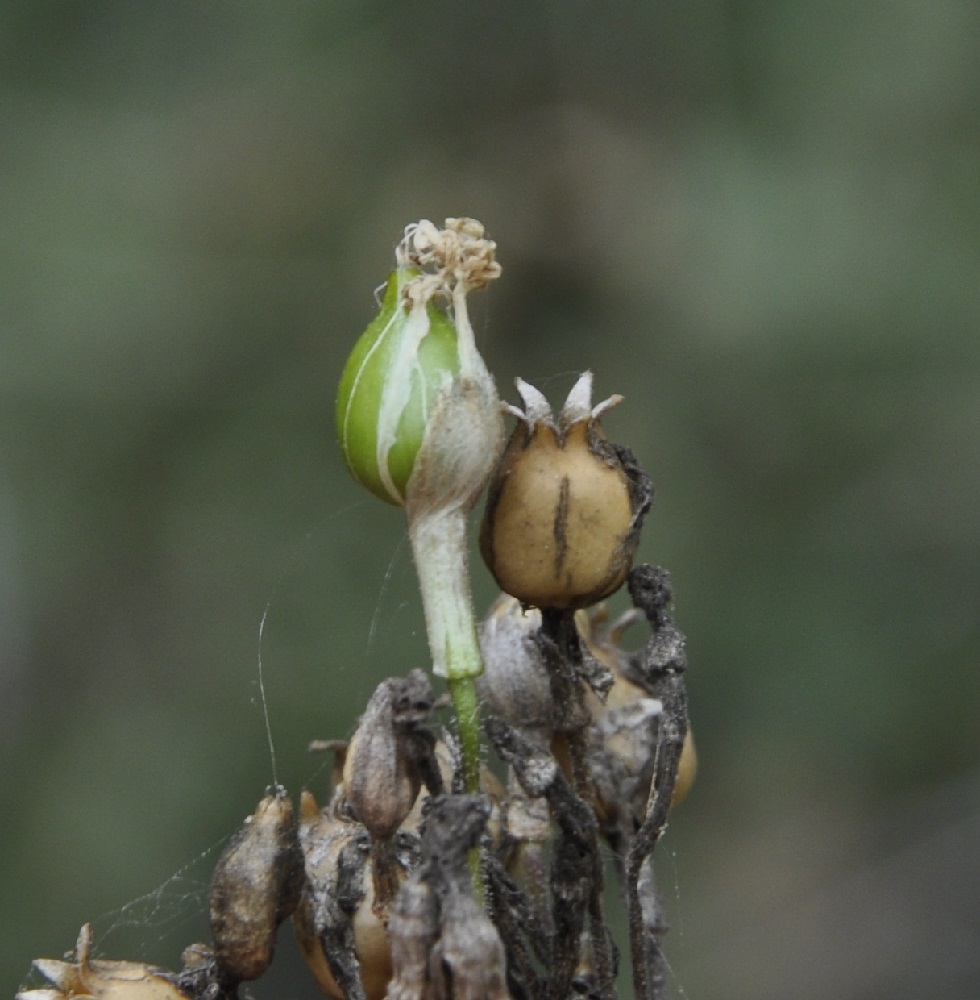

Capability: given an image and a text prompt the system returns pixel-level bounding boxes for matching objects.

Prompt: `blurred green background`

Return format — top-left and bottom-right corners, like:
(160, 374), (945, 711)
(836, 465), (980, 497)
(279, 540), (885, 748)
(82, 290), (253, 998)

(3, 3), (978, 998)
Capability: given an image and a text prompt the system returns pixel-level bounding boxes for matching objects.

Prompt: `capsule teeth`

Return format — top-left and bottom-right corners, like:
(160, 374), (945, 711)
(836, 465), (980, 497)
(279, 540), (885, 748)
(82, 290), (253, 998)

(591, 392), (624, 422)
(513, 377), (553, 427)
(75, 924), (94, 967)
(31, 961), (73, 989)
(559, 372), (623, 429)
(560, 370), (594, 426)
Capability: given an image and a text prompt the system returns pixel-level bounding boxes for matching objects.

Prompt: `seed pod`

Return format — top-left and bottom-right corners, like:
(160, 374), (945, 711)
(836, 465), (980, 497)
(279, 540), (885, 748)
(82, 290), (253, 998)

(294, 790), (405, 1000)
(20, 925), (190, 1000)
(336, 265), (461, 506)
(480, 372), (651, 610)
(336, 220), (504, 513)
(209, 790), (304, 985)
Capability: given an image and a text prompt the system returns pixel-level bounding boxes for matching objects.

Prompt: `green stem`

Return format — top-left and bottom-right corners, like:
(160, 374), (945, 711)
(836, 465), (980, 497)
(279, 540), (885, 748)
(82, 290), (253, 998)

(408, 506), (486, 901)
(447, 674), (481, 794)
(407, 507), (484, 794)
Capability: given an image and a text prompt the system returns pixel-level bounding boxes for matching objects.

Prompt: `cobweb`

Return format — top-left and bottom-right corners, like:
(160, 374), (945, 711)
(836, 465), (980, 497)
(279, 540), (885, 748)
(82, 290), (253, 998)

(89, 835), (230, 964)
(46, 510), (412, 980)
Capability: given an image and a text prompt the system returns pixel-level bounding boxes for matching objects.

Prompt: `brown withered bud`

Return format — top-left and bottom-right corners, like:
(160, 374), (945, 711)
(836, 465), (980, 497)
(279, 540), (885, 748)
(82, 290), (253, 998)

(208, 789), (303, 987)
(480, 371), (652, 610)
(343, 669), (441, 843)
(19, 924), (192, 1000)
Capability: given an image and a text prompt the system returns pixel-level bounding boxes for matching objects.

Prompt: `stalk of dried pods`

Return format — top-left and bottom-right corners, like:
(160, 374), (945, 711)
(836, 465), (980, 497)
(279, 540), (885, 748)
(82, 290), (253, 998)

(19, 219), (693, 1000)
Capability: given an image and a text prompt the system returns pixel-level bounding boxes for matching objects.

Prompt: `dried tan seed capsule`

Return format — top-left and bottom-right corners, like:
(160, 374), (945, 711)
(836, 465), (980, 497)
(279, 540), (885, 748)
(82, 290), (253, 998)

(480, 372), (650, 610)
(209, 789), (303, 985)
(19, 925), (190, 1000)
(294, 791), (401, 1000)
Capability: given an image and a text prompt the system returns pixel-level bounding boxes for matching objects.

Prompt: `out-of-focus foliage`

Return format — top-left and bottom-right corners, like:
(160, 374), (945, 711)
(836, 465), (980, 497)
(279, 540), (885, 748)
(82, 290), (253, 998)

(3, 3), (978, 998)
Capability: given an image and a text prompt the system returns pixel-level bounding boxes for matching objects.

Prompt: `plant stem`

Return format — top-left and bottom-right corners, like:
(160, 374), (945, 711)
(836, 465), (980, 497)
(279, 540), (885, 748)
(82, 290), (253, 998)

(408, 506), (483, 794)
(447, 674), (482, 794)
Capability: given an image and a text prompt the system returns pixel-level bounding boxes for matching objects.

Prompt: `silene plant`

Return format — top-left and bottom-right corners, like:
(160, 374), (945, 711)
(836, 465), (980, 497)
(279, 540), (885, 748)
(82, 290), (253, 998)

(19, 219), (694, 1000)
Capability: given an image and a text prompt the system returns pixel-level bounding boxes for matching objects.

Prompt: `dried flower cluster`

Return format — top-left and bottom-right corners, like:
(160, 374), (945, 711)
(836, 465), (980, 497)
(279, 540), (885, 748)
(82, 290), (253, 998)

(20, 569), (689, 1000)
(19, 220), (692, 1000)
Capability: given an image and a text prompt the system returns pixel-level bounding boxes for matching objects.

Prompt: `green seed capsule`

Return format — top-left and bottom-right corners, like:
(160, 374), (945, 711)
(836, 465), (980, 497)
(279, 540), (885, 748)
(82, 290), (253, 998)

(336, 266), (461, 506)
